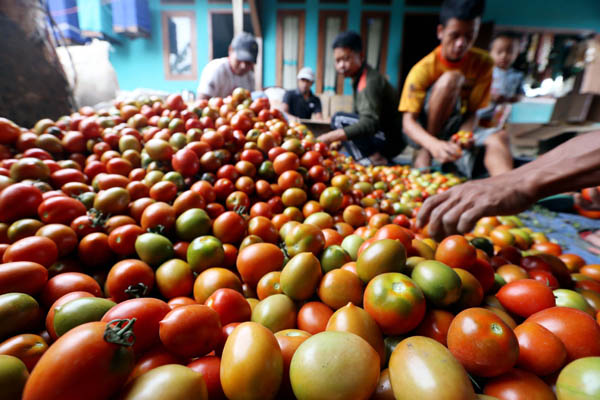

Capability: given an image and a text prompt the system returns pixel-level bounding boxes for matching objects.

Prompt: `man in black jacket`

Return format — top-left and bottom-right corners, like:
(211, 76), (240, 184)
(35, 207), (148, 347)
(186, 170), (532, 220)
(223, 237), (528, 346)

(319, 31), (405, 165)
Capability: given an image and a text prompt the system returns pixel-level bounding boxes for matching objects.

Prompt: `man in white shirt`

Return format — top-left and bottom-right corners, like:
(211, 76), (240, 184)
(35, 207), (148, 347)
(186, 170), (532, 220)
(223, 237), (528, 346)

(197, 32), (258, 99)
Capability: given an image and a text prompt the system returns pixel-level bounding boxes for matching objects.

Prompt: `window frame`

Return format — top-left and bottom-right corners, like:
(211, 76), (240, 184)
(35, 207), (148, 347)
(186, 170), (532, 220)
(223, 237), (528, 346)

(161, 10), (198, 81)
(316, 10), (348, 94)
(276, 10), (306, 88)
(360, 11), (390, 75)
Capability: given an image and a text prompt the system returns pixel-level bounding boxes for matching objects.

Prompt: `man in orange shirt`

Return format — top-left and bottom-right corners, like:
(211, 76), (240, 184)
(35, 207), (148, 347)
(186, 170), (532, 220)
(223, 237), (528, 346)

(399, 0), (512, 177)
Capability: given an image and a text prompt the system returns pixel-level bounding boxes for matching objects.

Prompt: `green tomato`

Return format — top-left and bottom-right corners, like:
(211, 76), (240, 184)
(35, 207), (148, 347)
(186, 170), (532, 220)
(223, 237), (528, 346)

(135, 233), (174, 267)
(411, 260), (462, 307)
(175, 208), (211, 241)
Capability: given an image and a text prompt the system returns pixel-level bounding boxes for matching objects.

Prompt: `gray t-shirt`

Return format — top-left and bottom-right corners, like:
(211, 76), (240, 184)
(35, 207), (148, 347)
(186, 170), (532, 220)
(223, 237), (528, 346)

(197, 57), (255, 98)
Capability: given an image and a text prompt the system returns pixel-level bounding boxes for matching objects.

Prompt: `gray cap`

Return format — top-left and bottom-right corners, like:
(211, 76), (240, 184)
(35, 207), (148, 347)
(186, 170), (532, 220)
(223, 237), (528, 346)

(231, 32), (258, 64)
(297, 67), (315, 82)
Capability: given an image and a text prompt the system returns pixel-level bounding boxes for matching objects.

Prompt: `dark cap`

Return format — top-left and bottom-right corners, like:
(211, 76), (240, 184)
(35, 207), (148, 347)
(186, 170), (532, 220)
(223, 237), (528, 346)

(231, 32), (258, 64)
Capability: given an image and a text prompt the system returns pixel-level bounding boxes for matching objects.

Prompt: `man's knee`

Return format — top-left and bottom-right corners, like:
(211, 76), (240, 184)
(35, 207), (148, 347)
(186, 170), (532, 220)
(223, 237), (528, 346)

(485, 131), (510, 149)
(330, 112), (357, 130)
(432, 71), (465, 96)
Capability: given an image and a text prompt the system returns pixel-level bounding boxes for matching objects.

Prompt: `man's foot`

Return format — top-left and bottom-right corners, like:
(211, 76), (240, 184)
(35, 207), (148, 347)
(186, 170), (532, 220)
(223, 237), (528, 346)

(413, 148), (432, 169)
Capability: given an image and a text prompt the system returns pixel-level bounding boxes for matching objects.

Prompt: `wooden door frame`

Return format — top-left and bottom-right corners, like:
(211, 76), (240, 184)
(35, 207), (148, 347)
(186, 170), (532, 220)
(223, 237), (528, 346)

(276, 10), (305, 88)
(161, 10), (198, 81)
(360, 11), (390, 75)
(316, 10), (347, 94)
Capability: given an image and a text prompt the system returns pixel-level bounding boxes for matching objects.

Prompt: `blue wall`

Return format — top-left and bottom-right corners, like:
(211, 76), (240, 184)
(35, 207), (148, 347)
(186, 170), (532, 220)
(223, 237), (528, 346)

(110, 0), (245, 93)
(110, 0), (600, 94)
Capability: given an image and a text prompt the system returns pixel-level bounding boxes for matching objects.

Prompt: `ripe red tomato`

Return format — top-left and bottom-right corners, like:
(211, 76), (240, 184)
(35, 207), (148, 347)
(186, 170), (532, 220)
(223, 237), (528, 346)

(0, 183), (43, 222)
(297, 301), (334, 334)
(205, 288), (252, 326)
(483, 368), (556, 400)
(447, 307), (519, 377)
(105, 259), (154, 303)
(101, 298), (170, 356)
(212, 211), (246, 244)
(434, 235), (476, 270)
(159, 304), (222, 358)
(3, 236), (58, 268)
(187, 356), (226, 400)
(38, 196), (87, 225)
(526, 306), (600, 362)
(41, 272), (103, 308)
(496, 279), (556, 318)
(514, 321), (567, 376)
(22, 320), (135, 400)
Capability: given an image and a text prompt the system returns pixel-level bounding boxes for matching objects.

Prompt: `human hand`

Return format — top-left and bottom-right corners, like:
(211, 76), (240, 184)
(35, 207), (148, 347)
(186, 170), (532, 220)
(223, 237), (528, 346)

(318, 129), (347, 144)
(427, 139), (462, 164)
(417, 175), (535, 241)
(574, 187), (600, 211)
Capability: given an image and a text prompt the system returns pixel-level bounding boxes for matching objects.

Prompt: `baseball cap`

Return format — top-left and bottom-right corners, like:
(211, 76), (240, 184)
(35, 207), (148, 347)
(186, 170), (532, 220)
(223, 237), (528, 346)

(297, 67), (315, 82)
(231, 32), (258, 64)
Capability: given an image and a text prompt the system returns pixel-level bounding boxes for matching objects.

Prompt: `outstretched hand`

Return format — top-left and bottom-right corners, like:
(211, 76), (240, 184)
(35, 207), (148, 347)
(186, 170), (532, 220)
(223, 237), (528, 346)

(417, 175), (535, 241)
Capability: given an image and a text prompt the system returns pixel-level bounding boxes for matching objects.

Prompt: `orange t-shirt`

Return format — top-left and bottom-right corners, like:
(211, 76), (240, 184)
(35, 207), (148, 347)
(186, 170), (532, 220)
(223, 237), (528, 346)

(399, 46), (493, 115)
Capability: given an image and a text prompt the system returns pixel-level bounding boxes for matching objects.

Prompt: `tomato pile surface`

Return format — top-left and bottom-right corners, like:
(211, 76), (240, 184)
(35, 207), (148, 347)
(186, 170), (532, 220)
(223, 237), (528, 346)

(0, 89), (599, 400)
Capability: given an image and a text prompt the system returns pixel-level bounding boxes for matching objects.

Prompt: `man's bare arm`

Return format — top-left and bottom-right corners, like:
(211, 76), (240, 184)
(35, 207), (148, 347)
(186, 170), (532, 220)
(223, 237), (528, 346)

(402, 112), (461, 163)
(417, 132), (600, 240)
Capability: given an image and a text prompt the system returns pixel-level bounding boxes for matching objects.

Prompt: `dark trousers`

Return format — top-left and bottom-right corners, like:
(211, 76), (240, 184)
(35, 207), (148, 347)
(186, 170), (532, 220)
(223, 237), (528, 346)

(330, 112), (392, 162)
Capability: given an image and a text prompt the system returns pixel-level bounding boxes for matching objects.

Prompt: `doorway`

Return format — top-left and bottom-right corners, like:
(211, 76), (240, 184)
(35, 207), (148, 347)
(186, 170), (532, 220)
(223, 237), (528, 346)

(399, 13), (439, 90)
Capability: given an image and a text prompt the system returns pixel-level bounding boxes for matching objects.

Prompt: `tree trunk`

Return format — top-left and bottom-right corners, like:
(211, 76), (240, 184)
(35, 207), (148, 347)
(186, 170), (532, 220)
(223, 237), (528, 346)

(0, 0), (74, 128)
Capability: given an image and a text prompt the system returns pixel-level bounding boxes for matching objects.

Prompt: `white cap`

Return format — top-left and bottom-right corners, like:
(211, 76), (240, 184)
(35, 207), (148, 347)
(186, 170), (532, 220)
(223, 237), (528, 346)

(297, 67), (315, 82)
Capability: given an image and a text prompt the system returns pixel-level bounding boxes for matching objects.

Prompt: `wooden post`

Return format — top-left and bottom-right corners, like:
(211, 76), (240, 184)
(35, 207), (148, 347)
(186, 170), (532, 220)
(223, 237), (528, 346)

(0, 0), (74, 128)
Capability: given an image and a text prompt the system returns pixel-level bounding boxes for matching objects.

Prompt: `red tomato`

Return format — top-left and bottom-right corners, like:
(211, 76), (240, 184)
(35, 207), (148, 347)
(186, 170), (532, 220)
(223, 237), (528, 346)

(127, 345), (182, 383)
(526, 306), (600, 362)
(38, 196), (87, 225)
(107, 224), (145, 256)
(297, 301), (334, 334)
(212, 211), (246, 244)
(159, 304), (222, 358)
(447, 307), (519, 377)
(41, 272), (103, 308)
(105, 259), (155, 303)
(483, 368), (556, 400)
(172, 147), (200, 177)
(414, 309), (454, 346)
(187, 356), (226, 400)
(0, 261), (47, 296)
(0, 183), (43, 222)
(0, 333), (48, 371)
(101, 298), (171, 356)
(78, 232), (113, 269)
(22, 320), (135, 400)
(435, 235), (477, 270)
(205, 288), (252, 326)
(3, 236), (58, 268)
(496, 279), (556, 318)
(514, 321), (567, 376)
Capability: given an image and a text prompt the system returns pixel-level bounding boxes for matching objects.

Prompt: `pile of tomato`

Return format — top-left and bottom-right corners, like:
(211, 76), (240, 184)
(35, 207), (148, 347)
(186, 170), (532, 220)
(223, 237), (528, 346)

(0, 88), (599, 400)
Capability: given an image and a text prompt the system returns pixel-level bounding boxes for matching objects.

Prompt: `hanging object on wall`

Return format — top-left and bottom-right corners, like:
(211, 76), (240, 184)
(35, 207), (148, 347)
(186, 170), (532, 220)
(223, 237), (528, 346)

(77, 0), (119, 43)
(46, 0), (87, 44)
(112, 0), (151, 38)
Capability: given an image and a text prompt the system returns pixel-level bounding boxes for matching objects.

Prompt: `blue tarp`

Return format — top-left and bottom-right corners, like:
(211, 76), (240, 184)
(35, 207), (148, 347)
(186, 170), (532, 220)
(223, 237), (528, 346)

(46, 0), (87, 44)
(112, 0), (151, 38)
(77, 0), (115, 40)
(520, 207), (600, 264)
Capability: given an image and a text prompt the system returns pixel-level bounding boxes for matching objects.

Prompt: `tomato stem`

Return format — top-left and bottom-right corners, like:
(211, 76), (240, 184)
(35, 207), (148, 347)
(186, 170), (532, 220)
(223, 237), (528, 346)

(104, 318), (136, 347)
(124, 283), (149, 298)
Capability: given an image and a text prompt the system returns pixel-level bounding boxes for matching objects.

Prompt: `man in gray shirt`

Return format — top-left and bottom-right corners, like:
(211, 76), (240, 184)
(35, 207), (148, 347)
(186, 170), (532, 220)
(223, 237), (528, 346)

(197, 32), (258, 99)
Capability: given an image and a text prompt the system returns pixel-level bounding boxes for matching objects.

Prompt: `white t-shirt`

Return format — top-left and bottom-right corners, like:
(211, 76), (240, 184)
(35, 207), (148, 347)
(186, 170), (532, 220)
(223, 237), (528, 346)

(197, 57), (255, 98)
